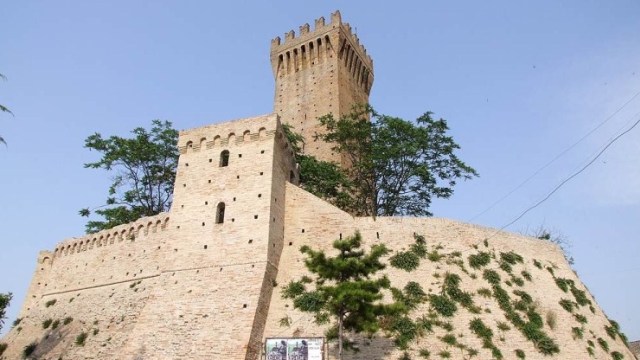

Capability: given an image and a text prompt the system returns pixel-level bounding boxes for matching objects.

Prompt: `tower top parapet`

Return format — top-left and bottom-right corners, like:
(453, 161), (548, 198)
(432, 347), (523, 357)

(270, 10), (373, 70)
(270, 10), (374, 165)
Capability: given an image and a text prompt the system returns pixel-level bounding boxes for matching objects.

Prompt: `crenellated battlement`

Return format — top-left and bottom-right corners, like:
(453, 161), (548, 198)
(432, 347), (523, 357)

(178, 125), (277, 154)
(52, 213), (171, 259)
(271, 11), (374, 164)
(270, 11), (341, 49)
(176, 114), (298, 178)
(270, 10), (373, 91)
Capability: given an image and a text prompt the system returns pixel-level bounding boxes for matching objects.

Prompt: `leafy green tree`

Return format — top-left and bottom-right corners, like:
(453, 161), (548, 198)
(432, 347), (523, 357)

(287, 105), (478, 216)
(0, 73), (13, 146)
(79, 120), (178, 233)
(283, 124), (354, 211)
(0, 292), (12, 332)
(318, 105), (478, 216)
(281, 231), (403, 359)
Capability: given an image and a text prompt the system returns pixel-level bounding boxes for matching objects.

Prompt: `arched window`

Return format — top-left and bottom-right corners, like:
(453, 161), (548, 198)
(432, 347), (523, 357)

(290, 170), (295, 183)
(220, 150), (230, 167)
(216, 202), (226, 224)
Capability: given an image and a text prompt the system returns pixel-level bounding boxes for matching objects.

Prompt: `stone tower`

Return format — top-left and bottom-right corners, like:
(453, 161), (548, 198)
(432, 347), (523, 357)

(270, 10), (374, 165)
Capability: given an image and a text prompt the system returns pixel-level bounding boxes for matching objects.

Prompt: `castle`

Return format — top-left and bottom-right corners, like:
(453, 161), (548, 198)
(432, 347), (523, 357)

(0, 11), (634, 360)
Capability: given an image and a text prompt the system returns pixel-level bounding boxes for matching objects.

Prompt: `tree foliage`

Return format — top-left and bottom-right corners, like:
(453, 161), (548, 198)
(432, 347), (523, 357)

(283, 124), (354, 210)
(80, 120), (178, 233)
(281, 232), (404, 359)
(285, 105), (478, 216)
(0, 292), (12, 332)
(317, 105), (478, 216)
(0, 73), (13, 146)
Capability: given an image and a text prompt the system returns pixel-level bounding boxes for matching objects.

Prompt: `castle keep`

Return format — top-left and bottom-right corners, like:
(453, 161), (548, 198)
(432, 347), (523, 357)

(1, 11), (633, 360)
(271, 11), (372, 165)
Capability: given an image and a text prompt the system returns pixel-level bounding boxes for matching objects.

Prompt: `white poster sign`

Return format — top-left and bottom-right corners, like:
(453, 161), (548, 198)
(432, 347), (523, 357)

(265, 337), (323, 360)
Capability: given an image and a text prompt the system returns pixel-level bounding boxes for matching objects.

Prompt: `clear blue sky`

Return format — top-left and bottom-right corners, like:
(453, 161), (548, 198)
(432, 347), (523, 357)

(1, 1), (639, 340)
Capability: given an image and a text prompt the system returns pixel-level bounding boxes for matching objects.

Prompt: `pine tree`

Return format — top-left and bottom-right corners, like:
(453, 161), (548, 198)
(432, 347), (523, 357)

(282, 231), (403, 359)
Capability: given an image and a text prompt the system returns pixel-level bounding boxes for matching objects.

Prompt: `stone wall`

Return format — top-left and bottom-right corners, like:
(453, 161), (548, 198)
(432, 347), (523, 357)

(0, 114), (299, 360)
(261, 183), (635, 360)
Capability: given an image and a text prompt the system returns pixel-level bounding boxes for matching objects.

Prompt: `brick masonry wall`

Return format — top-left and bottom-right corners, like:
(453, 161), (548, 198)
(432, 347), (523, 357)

(0, 114), (299, 360)
(262, 183), (635, 360)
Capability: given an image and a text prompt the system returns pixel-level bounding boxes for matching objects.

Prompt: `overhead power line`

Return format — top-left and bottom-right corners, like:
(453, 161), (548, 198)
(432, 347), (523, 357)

(468, 89), (640, 222)
(499, 114), (640, 231)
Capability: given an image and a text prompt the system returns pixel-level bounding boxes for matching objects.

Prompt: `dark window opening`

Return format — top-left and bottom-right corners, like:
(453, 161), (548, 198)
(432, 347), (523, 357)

(219, 150), (230, 167)
(216, 203), (226, 224)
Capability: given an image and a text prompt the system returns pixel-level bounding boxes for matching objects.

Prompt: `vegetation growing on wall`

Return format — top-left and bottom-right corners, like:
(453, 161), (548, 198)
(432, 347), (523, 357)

(390, 234), (428, 272)
(279, 231), (633, 359)
(468, 252), (491, 269)
(22, 342), (37, 359)
(75, 331), (88, 346)
(532, 229), (575, 266)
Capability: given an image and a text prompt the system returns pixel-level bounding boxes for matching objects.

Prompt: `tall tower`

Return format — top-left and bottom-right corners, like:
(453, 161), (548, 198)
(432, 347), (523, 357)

(270, 11), (374, 165)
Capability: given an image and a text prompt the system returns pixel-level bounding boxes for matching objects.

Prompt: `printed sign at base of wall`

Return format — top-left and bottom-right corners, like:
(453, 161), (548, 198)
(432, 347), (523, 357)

(265, 337), (323, 360)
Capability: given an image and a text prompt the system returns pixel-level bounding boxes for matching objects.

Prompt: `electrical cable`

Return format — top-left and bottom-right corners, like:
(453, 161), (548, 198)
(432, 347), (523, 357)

(468, 89), (640, 222)
(498, 115), (640, 231)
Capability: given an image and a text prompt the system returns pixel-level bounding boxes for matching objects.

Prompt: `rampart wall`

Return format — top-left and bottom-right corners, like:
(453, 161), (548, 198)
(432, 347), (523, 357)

(1, 114), (300, 360)
(261, 183), (635, 360)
